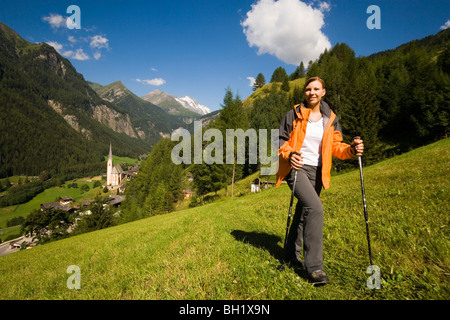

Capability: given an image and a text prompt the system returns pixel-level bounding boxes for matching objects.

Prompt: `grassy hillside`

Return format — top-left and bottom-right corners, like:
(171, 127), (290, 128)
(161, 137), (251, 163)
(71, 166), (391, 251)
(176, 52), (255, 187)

(243, 78), (305, 108)
(0, 138), (448, 300)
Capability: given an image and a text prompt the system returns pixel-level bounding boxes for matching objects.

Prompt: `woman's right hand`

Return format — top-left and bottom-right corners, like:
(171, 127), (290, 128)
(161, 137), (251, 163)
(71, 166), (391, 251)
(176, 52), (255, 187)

(289, 152), (304, 170)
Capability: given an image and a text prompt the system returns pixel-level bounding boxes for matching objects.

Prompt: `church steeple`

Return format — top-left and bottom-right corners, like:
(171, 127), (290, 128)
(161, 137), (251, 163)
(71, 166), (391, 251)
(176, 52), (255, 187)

(108, 143), (113, 162)
(107, 143), (113, 186)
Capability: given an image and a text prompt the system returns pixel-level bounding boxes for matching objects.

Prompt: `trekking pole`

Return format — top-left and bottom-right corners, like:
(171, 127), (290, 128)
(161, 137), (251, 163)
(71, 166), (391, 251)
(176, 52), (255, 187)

(283, 169), (298, 252)
(277, 153), (299, 271)
(354, 136), (373, 266)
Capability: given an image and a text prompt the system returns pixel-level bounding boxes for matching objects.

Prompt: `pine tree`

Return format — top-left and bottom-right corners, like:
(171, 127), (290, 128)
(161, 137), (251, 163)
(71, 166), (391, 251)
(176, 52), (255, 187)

(340, 59), (381, 165)
(213, 88), (250, 197)
(290, 61), (306, 80)
(191, 162), (227, 196)
(306, 60), (320, 78)
(292, 86), (303, 105)
(121, 138), (184, 221)
(270, 66), (289, 83)
(250, 92), (289, 131)
(253, 73), (266, 91)
(281, 77), (290, 92)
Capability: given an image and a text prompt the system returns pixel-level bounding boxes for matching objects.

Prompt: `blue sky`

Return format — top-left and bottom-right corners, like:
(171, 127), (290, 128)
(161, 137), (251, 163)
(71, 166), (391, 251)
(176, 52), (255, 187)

(1, 0), (449, 111)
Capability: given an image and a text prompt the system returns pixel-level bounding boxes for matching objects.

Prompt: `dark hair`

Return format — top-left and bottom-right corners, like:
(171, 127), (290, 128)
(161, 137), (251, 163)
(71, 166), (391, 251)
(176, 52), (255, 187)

(304, 77), (325, 90)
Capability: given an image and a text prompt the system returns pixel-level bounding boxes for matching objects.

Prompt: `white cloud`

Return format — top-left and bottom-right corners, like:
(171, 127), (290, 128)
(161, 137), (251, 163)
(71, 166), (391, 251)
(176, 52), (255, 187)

(43, 14), (109, 61)
(72, 49), (90, 61)
(441, 20), (450, 30)
(247, 76), (256, 87)
(62, 50), (74, 58)
(87, 35), (109, 60)
(241, 0), (331, 66)
(46, 41), (89, 61)
(89, 36), (109, 60)
(151, 67), (158, 72)
(42, 14), (66, 28)
(318, 1), (331, 12)
(136, 78), (166, 86)
(46, 41), (63, 52)
(90, 35), (109, 49)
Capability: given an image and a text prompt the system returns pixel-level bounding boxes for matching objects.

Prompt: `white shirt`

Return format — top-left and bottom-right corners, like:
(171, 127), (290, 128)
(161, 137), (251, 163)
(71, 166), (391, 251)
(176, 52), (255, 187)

(300, 117), (324, 166)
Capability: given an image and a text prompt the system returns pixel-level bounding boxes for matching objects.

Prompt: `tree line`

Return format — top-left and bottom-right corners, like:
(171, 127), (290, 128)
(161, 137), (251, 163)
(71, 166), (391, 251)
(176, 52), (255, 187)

(120, 138), (185, 222)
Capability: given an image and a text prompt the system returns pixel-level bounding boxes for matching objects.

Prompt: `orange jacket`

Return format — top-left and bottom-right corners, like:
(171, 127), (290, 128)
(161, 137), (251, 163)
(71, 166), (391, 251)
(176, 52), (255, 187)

(276, 102), (355, 189)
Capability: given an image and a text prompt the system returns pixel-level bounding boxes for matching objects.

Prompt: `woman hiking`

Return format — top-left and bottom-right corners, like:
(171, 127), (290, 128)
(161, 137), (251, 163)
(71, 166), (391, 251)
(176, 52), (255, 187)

(276, 76), (364, 285)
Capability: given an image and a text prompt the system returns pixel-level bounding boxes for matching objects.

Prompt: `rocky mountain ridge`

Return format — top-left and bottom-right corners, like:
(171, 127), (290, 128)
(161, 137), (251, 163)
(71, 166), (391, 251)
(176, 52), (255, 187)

(142, 89), (211, 116)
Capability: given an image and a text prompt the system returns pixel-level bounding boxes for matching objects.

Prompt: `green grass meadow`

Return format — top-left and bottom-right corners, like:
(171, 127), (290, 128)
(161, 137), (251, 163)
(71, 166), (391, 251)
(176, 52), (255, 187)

(0, 139), (448, 300)
(104, 155), (140, 166)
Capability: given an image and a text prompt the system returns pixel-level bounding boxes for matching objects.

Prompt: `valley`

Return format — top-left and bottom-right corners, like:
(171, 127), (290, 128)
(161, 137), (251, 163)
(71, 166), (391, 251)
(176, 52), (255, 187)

(0, 152), (140, 244)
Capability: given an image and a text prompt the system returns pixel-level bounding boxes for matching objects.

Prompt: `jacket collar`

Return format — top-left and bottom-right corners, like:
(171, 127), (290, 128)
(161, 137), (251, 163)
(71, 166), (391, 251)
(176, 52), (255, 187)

(319, 100), (332, 118)
(294, 101), (334, 129)
(294, 100), (333, 118)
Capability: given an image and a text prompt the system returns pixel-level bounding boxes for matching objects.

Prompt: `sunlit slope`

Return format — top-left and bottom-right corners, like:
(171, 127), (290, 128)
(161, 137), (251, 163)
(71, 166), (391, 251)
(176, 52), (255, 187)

(0, 138), (448, 300)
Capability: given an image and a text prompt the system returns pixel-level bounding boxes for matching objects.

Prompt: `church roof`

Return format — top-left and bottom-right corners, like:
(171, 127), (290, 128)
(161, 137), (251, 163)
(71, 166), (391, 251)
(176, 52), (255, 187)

(112, 164), (124, 174)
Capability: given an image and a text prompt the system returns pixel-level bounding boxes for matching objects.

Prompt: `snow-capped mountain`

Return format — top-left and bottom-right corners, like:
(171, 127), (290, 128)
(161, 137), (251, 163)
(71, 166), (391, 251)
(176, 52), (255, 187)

(175, 95), (211, 115)
(142, 90), (211, 116)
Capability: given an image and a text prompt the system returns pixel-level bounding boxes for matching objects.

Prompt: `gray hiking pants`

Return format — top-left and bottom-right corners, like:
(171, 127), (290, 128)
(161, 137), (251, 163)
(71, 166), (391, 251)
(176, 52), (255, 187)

(285, 165), (324, 273)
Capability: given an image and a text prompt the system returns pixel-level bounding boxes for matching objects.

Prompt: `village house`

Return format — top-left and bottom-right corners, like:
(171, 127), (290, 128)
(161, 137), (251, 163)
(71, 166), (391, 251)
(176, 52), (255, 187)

(59, 196), (72, 206)
(127, 163), (140, 176)
(82, 199), (94, 208)
(251, 179), (260, 193)
(40, 196), (75, 213)
(107, 194), (126, 207)
(183, 189), (194, 200)
(250, 179), (275, 193)
(262, 181), (276, 189)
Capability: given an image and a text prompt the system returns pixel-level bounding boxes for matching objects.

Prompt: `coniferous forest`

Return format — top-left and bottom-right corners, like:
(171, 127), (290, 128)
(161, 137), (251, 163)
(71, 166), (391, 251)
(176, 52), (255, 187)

(121, 28), (449, 220)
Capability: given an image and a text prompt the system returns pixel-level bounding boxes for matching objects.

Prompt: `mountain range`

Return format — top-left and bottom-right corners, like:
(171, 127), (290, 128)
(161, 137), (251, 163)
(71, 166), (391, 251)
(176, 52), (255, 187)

(141, 89), (211, 117)
(87, 80), (200, 144)
(0, 21), (211, 178)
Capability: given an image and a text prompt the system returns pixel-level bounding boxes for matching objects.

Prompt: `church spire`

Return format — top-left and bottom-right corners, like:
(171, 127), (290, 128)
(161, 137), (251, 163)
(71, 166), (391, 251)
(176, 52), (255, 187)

(108, 142), (113, 161)
(107, 143), (113, 187)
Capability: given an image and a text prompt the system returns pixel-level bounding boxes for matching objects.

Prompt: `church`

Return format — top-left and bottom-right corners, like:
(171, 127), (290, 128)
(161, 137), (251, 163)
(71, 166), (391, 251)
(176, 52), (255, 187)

(106, 144), (125, 188)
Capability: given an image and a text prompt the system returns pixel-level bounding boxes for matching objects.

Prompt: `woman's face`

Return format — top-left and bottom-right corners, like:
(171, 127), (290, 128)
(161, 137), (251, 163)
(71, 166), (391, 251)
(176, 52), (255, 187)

(304, 80), (326, 107)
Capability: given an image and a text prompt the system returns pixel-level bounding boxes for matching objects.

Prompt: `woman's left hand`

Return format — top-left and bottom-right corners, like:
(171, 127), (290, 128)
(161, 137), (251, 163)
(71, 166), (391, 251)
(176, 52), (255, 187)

(352, 137), (364, 155)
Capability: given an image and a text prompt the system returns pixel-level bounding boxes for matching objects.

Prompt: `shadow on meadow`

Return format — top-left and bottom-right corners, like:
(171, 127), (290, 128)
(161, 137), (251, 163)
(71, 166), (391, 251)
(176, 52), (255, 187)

(230, 229), (310, 280)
